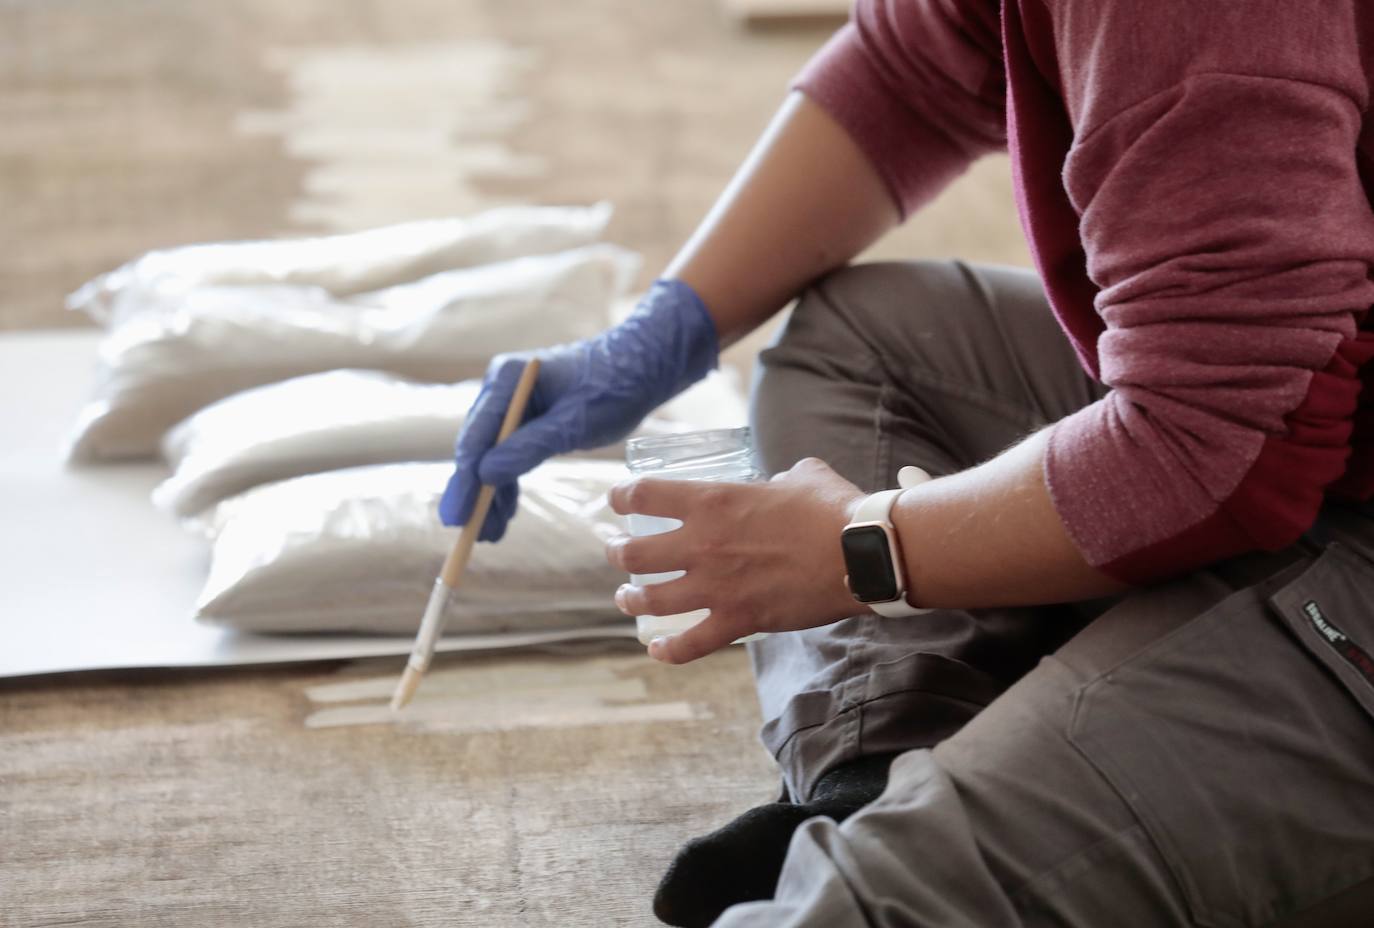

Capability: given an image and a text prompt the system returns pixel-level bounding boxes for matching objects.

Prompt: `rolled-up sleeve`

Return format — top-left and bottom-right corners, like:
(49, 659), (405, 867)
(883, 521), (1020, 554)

(793, 0), (1007, 218)
(1044, 24), (1374, 582)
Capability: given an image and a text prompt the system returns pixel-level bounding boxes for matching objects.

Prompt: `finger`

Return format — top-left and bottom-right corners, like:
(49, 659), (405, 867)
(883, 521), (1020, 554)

(614, 578), (702, 619)
(604, 530), (685, 575)
(453, 357), (527, 468)
(438, 467), (478, 527)
(478, 413), (573, 486)
(647, 612), (742, 665)
(496, 481), (519, 524)
(607, 477), (693, 518)
(476, 482), (519, 542)
(440, 463), (517, 530)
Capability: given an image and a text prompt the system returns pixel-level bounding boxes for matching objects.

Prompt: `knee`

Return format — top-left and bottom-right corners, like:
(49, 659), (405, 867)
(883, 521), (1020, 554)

(748, 261), (947, 469)
(755, 261), (949, 393)
(767, 261), (951, 364)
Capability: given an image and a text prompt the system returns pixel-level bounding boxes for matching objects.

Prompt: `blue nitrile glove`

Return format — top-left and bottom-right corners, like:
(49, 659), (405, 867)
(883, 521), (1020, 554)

(438, 278), (719, 541)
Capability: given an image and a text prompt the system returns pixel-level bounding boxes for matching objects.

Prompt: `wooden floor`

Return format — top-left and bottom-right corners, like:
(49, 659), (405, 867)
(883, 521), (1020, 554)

(1, 649), (779, 926)
(0, 1), (1028, 924)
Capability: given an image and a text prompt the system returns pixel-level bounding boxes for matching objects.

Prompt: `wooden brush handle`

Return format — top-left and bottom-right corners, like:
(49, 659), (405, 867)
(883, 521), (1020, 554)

(440, 359), (541, 588)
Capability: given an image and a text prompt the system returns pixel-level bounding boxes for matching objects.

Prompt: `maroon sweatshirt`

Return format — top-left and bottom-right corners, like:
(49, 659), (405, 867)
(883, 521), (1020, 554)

(796, 0), (1374, 584)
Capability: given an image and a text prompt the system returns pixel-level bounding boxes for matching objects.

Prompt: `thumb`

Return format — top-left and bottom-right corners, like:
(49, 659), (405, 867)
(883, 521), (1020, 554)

(477, 411), (576, 486)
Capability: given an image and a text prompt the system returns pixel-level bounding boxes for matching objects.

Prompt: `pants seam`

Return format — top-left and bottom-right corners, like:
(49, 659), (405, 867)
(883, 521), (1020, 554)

(954, 259), (1049, 427)
(892, 367), (1046, 433)
(814, 264), (1044, 431)
(1005, 821), (1149, 907)
(874, 379), (892, 492)
(767, 684), (991, 763)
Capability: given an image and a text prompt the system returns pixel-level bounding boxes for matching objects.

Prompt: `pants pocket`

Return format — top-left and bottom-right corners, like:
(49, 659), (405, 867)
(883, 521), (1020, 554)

(1268, 542), (1374, 719)
(1067, 544), (1374, 928)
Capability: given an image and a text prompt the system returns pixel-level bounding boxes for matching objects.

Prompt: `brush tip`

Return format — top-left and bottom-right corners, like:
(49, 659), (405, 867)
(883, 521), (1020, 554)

(390, 666), (422, 712)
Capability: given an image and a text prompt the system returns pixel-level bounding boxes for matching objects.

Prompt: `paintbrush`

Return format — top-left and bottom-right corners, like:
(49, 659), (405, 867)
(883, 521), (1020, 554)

(390, 358), (541, 711)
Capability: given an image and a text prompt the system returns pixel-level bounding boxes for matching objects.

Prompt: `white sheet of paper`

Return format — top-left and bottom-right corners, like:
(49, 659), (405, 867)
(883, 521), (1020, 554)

(0, 330), (635, 679)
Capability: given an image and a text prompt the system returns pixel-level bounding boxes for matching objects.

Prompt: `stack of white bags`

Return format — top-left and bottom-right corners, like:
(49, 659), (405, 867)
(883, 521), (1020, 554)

(66, 204), (746, 637)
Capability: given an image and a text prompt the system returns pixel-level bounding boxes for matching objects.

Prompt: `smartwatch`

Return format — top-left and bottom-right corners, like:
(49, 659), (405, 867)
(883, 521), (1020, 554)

(841, 466), (932, 618)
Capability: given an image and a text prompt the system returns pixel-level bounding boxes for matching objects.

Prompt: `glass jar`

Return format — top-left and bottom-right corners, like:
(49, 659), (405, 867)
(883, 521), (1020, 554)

(623, 427), (763, 645)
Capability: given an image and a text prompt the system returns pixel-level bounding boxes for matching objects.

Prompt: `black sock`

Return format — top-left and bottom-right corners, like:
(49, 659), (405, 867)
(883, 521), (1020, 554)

(652, 752), (900, 928)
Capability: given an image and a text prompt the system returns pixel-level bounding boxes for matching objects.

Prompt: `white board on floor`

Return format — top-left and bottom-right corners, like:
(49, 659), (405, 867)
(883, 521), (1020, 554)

(0, 330), (634, 679)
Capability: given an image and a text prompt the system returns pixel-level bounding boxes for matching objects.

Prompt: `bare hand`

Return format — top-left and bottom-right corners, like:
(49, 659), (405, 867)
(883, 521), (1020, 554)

(605, 457), (869, 664)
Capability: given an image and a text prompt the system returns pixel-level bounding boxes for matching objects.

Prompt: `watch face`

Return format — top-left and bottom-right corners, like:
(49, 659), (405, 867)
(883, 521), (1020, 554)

(841, 524), (900, 603)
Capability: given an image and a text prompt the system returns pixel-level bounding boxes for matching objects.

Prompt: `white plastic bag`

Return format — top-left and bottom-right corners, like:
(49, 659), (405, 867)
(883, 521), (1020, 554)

(66, 244), (639, 462)
(68, 203), (612, 326)
(154, 372), (481, 519)
(153, 368), (749, 520)
(196, 460), (627, 635)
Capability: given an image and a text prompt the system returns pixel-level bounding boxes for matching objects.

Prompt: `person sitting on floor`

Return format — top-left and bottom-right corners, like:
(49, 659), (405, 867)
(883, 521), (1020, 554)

(441, 1), (1374, 925)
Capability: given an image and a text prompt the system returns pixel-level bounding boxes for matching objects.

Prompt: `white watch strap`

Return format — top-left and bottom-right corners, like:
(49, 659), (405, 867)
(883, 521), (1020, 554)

(854, 488), (905, 523)
(871, 598), (928, 618)
(854, 466), (932, 617)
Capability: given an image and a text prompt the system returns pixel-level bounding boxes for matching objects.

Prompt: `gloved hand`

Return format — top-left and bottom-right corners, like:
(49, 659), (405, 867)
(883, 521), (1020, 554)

(438, 278), (719, 540)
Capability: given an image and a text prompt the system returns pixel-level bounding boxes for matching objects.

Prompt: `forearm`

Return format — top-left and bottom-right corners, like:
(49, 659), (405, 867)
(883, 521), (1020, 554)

(665, 91), (899, 348)
(892, 429), (1129, 608)
(606, 435), (1125, 665)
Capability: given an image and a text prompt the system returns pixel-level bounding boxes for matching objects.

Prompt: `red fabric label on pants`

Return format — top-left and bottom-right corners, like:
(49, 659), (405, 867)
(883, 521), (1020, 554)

(1302, 600), (1374, 688)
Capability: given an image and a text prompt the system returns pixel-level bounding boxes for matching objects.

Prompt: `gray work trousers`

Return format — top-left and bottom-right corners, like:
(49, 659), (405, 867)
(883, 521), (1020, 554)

(726, 261), (1374, 927)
